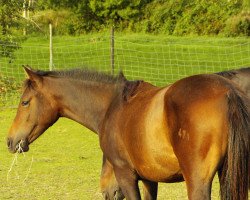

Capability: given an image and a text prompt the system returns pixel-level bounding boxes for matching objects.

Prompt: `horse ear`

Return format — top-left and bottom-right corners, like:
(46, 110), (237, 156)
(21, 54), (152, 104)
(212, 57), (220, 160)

(23, 65), (43, 87)
(118, 71), (126, 81)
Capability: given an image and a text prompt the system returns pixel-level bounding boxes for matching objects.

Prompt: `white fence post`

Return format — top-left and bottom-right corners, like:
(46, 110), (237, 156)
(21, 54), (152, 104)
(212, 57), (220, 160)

(49, 23), (53, 71)
(110, 26), (114, 74)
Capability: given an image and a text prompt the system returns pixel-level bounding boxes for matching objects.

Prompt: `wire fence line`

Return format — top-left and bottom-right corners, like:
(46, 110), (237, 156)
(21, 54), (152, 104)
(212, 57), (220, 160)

(0, 31), (250, 107)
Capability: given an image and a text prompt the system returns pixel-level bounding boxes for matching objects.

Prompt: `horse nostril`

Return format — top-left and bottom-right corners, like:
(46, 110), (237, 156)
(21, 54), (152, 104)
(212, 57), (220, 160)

(7, 138), (12, 149)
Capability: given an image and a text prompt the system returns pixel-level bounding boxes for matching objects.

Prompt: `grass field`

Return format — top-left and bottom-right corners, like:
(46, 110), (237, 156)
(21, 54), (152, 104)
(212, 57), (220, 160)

(0, 34), (249, 199)
(1, 33), (249, 107)
(1, 34), (250, 83)
(0, 109), (221, 200)
(1, 34), (250, 108)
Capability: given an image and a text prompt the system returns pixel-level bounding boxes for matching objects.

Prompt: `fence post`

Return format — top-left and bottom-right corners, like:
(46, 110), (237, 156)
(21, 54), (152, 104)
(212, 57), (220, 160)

(23, 0), (27, 35)
(110, 26), (115, 74)
(49, 23), (53, 71)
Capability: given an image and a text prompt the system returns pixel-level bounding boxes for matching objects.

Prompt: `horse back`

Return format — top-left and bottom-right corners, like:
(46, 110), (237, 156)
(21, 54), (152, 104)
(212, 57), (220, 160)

(216, 67), (250, 98)
(232, 70), (250, 97)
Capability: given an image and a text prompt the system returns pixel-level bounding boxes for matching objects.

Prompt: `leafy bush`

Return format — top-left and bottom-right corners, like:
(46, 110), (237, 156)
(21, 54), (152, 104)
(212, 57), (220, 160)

(223, 11), (250, 36)
(0, 74), (20, 93)
(142, 0), (242, 36)
(0, 35), (21, 60)
(29, 9), (75, 35)
(14, 0), (248, 36)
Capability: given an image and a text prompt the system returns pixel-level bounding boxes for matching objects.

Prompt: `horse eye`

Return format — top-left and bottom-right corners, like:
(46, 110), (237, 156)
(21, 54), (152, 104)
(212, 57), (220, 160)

(21, 100), (30, 107)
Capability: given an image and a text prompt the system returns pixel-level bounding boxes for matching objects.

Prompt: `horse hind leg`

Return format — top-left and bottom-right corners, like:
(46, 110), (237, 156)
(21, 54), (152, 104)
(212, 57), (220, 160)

(178, 145), (220, 200)
(174, 133), (221, 200)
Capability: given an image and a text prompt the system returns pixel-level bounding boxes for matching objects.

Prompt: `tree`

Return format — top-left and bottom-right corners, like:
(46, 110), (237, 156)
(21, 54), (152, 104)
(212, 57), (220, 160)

(89, 0), (151, 27)
(0, 0), (23, 59)
(242, 0), (249, 12)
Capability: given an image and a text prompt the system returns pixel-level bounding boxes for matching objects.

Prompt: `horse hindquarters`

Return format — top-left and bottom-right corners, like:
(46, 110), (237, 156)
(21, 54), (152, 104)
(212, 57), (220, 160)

(166, 85), (249, 200)
(218, 91), (249, 200)
(166, 100), (223, 199)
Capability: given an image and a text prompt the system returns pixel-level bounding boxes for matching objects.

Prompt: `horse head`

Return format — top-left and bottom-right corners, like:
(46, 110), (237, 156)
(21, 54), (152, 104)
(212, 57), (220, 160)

(7, 66), (59, 153)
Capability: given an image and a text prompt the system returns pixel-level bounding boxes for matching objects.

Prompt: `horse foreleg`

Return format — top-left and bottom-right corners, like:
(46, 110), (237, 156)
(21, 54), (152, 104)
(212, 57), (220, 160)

(113, 166), (141, 200)
(142, 180), (158, 200)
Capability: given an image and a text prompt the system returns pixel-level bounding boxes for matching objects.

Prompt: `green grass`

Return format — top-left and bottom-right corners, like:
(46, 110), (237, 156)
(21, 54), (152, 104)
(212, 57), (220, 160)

(0, 34), (249, 106)
(1, 34), (250, 82)
(0, 109), (222, 200)
(0, 34), (249, 199)
(1, 34), (249, 107)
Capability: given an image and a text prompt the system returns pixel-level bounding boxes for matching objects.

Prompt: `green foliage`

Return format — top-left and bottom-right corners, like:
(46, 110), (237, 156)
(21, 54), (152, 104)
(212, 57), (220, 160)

(72, 1), (102, 34)
(0, 0), (24, 59)
(0, 0), (248, 36)
(0, 35), (21, 60)
(242, 0), (250, 11)
(30, 9), (76, 35)
(139, 0), (243, 36)
(0, 73), (20, 93)
(0, 0), (23, 35)
(89, 0), (145, 21)
(223, 11), (250, 36)
(140, 0), (185, 34)
(37, 0), (83, 10)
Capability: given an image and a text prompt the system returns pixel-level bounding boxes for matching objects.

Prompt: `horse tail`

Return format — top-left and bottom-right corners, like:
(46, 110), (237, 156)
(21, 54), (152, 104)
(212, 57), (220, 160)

(220, 88), (250, 200)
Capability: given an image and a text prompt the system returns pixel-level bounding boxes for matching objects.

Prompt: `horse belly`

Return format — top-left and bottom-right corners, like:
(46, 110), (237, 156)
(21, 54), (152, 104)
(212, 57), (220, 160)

(135, 121), (181, 182)
(128, 87), (181, 182)
(135, 147), (182, 182)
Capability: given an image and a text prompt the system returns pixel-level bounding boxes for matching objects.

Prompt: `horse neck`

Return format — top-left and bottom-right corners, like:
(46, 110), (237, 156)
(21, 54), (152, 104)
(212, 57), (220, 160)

(46, 77), (121, 133)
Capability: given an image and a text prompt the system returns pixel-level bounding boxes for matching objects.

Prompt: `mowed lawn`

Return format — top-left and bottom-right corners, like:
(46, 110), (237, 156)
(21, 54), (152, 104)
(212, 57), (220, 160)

(0, 109), (221, 200)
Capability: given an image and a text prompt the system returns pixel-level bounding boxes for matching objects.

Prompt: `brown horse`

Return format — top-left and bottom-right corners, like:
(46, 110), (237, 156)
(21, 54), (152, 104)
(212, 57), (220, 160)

(101, 66), (250, 200)
(7, 67), (249, 200)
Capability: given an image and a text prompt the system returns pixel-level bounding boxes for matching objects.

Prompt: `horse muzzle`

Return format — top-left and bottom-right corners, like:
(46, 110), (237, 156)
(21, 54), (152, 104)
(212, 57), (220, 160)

(7, 137), (29, 153)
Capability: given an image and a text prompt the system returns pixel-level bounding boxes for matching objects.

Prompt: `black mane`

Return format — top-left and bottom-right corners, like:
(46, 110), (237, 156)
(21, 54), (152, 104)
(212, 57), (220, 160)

(215, 67), (250, 80)
(24, 67), (142, 101)
(216, 70), (237, 79)
(35, 68), (126, 84)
